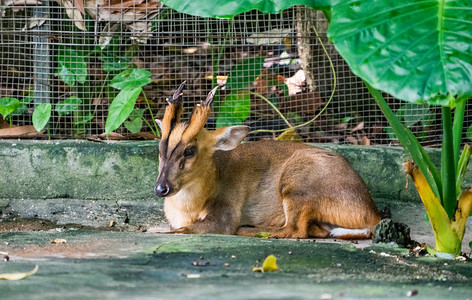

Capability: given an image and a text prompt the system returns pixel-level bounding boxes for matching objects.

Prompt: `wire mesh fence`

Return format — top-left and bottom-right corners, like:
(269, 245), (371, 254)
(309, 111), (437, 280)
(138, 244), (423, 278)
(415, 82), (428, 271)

(1, 2), (470, 146)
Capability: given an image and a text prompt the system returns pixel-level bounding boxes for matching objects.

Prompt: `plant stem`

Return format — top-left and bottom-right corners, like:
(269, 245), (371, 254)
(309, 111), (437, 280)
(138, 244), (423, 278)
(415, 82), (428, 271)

(367, 82), (442, 200)
(405, 161), (461, 256)
(249, 91), (293, 129)
(456, 144), (471, 198)
(142, 92), (158, 137)
(452, 98), (466, 167)
(249, 25), (336, 135)
(441, 106), (457, 219)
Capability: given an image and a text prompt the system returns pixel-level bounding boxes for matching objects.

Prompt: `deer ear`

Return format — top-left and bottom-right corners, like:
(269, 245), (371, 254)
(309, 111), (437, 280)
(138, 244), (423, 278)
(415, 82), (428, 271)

(155, 119), (163, 132)
(214, 126), (250, 151)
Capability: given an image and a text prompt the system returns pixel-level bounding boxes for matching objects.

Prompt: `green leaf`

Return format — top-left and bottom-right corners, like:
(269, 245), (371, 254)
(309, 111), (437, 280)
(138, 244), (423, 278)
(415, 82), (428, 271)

(10, 96), (34, 117)
(105, 88), (142, 135)
(99, 53), (133, 72)
(216, 91), (251, 128)
(74, 113), (94, 126)
(0, 97), (21, 119)
(279, 82), (289, 99)
(456, 144), (471, 200)
(32, 103), (52, 133)
(110, 69), (152, 91)
(124, 108), (145, 133)
(128, 108), (145, 120)
(420, 111), (436, 127)
(159, 0), (333, 18)
(467, 125), (472, 142)
(55, 46), (87, 86)
(124, 118), (143, 133)
(384, 126), (396, 140)
(366, 82), (442, 200)
(328, 1), (472, 107)
(254, 232), (271, 238)
(55, 96), (82, 116)
(225, 57), (265, 90)
(396, 104), (430, 127)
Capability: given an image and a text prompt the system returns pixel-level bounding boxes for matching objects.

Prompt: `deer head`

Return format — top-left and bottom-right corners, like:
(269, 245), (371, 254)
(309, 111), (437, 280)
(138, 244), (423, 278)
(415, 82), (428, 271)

(154, 83), (250, 197)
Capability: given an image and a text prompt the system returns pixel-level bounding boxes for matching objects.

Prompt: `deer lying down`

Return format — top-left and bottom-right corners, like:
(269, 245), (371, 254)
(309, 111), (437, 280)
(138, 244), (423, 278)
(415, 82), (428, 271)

(154, 82), (381, 239)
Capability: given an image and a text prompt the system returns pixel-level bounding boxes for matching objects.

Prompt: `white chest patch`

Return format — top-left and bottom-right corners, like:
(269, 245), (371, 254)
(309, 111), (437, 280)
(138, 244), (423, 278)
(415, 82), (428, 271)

(164, 183), (208, 229)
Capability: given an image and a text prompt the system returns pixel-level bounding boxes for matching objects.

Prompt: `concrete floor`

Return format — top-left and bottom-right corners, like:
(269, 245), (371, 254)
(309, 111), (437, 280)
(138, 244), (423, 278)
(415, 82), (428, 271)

(1, 200), (471, 300)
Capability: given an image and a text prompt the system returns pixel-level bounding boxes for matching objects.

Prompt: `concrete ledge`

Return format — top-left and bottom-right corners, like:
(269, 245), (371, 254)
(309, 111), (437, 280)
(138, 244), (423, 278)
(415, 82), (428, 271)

(1, 140), (470, 227)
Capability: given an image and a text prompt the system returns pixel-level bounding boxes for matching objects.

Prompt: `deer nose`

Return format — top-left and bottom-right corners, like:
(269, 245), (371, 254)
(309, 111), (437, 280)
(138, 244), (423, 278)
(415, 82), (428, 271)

(154, 183), (170, 197)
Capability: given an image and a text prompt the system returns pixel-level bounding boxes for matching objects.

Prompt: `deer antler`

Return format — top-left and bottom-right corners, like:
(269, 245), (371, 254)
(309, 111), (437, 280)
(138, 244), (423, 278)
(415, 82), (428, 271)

(161, 81), (186, 140)
(182, 86), (218, 143)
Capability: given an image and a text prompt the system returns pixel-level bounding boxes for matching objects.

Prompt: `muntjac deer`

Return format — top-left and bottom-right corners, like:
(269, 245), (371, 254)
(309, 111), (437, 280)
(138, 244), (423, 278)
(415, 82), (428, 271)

(154, 82), (381, 239)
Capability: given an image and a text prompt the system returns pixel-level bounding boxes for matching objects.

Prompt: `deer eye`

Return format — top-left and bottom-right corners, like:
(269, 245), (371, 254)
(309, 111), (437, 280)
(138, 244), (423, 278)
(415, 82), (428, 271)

(184, 146), (196, 158)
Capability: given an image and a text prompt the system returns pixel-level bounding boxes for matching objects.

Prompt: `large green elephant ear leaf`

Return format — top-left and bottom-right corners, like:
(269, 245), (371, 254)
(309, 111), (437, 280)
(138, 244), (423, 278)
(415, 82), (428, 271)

(328, 0), (472, 107)
(160, 0), (332, 18)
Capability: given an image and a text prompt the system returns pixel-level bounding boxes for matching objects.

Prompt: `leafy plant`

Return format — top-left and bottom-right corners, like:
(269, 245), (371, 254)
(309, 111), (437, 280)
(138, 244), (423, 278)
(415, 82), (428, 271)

(215, 57), (265, 127)
(328, 0), (472, 256)
(225, 56), (265, 90)
(55, 46), (88, 87)
(10, 96), (34, 117)
(216, 91), (251, 128)
(55, 96), (83, 116)
(32, 103), (52, 133)
(1, 95), (81, 135)
(124, 109), (145, 134)
(384, 103), (435, 141)
(0, 97), (20, 125)
(160, 0), (332, 18)
(105, 68), (157, 136)
(467, 125), (472, 142)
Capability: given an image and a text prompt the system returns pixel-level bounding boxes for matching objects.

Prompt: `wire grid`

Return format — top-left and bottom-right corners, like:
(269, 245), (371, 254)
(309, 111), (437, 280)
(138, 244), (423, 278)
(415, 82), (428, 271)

(0, 3), (469, 146)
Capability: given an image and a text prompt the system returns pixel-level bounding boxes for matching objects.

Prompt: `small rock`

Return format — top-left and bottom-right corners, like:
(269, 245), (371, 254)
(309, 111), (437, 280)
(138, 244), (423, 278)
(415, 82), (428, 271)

(372, 218), (415, 247)
(406, 290), (418, 297)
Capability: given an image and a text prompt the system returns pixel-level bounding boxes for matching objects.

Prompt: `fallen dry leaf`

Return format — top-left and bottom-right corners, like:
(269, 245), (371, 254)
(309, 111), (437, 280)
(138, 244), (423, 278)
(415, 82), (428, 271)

(276, 128), (303, 142)
(350, 121), (364, 133)
(253, 254), (279, 272)
(254, 232), (271, 238)
(0, 265), (38, 280)
(0, 125), (42, 137)
(50, 238), (67, 244)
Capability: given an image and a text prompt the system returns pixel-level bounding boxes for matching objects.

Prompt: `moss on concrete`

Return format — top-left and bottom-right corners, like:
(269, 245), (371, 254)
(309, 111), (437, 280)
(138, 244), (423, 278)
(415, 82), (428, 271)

(0, 140), (159, 201)
(1, 230), (471, 299)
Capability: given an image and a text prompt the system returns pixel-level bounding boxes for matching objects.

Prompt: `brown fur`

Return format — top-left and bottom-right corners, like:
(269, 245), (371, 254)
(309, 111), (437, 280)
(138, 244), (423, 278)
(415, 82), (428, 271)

(155, 85), (381, 239)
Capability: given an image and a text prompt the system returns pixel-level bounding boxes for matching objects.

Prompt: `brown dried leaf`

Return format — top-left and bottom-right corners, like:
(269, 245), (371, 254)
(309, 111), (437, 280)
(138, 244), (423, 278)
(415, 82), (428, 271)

(361, 135), (371, 146)
(55, 0), (85, 30)
(0, 125), (42, 137)
(345, 136), (358, 145)
(350, 121), (364, 133)
(72, 0), (84, 14)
